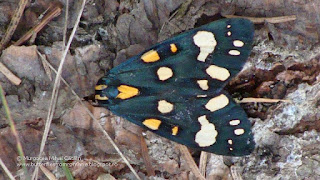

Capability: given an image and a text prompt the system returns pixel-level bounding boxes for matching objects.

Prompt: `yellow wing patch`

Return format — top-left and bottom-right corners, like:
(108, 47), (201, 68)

(172, 126), (179, 135)
(116, 85), (139, 99)
(170, 44), (178, 53)
(141, 50), (160, 63)
(95, 94), (108, 100)
(143, 119), (162, 130)
(95, 84), (108, 90)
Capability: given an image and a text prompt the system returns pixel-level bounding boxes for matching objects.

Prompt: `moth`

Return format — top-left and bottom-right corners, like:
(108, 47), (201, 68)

(95, 18), (255, 156)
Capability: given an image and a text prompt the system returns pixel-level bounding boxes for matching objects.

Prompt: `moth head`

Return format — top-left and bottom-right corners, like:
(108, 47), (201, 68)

(94, 77), (119, 105)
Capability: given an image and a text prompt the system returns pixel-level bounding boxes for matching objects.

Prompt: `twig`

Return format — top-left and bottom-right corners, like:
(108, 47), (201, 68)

(237, 97), (291, 103)
(38, 53), (52, 81)
(223, 15), (296, 24)
(178, 145), (205, 180)
(139, 131), (155, 176)
(14, 5), (62, 46)
(39, 165), (57, 180)
(0, 62), (22, 85)
(230, 165), (243, 180)
(0, 0), (28, 52)
(198, 152), (208, 177)
(0, 158), (15, 180)
(63, 0), (69, 46)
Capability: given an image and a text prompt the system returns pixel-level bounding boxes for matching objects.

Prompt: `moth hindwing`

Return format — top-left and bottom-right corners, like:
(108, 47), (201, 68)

(95, 18), (255, 156)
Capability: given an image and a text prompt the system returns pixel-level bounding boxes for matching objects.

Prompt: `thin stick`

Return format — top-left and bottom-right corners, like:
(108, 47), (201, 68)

(140, 131), (155, 176)
(237, 97), (291, 103)
(0, 62), (22, 85)
(178, 145), (206, 180)
(0, 0), (28, 51)
(14, 5), (62, 46)
(230, 166), (243, 180)
(0, 158), (15, 180)
(63, 0), (69, 46)
(38, 53), (52, 81)
(198, 152), (208, 177)
(39, 165), (57, 180)
(223, 15), (296, 24)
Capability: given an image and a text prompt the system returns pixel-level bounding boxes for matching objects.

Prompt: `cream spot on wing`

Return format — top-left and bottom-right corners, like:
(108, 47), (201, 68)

(158, 100), (174, 113)
(229, 119), (241, 126)
(229, 50), (241, 56)
(233, 40), (244, 47)
(227, 31), (232, 36)
(230, 147), (233, 151)
(205, 94), (229, 112)
(206, 65), (230, 81)
(227, 25), (231, 28)
(228, 139), (233, 145)
(197, 95), (208, 98)
(234, 129), (245, 135)
(197, 80), (209, 90)
(157, 67), (173, 81)
(195, 115), (218, 147)
(193, 31), (217, 62)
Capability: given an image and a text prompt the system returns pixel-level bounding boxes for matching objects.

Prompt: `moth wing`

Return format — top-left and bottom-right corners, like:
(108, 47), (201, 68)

(108, 18), (254, 96)
(108, 92), (254, 156)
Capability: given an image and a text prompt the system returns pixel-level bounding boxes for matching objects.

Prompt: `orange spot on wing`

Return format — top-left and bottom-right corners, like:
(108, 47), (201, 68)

(116, 85), (139, 99)
(170, 44), (178, 53)
(172, 126), (178, 135)
(143, 119), (162, 130)
(141, 50), (160, 63)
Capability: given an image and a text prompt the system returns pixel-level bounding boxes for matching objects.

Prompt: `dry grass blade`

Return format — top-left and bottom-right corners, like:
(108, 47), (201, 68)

(178, 145), (205, 180)
(223, 15), (296, 24)
(0, 158), (15, 180)
(0, 83), (29, 179)
(237, 97), (291, 103)
(139, 131), (155, 176)
(39, 165), (57, 180)
(230, 165), (243, 180)
(36, 51), (142, 180)
(38, 53), (52, 81)
(63, 0), (69, 46)
(0, 0), (28, 52)
(199, 152), (208, 177)
(14, 5), (62, 46)
(0, 62), (22, 85)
